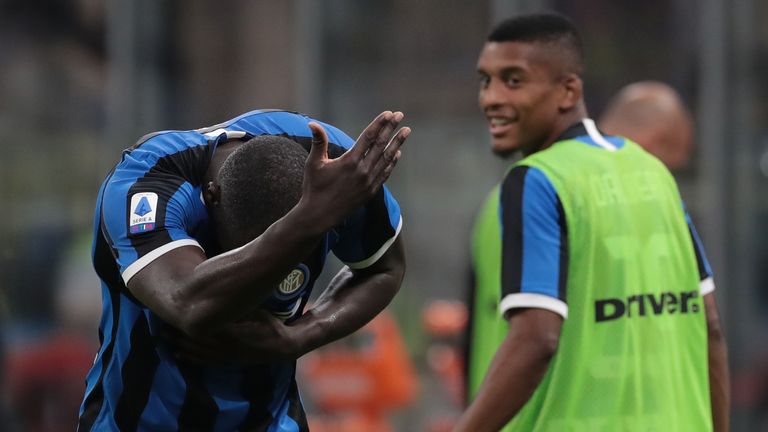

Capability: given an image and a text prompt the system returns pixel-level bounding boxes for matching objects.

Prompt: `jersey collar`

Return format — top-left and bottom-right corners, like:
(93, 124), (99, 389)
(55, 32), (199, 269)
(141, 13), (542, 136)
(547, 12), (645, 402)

(556, 118), (623, 151)
(556, 120), (590, 142)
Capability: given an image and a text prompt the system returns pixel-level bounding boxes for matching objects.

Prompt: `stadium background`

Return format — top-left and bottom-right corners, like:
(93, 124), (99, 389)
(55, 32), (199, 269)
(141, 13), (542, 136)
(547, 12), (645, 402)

(0, 0), (767, 430)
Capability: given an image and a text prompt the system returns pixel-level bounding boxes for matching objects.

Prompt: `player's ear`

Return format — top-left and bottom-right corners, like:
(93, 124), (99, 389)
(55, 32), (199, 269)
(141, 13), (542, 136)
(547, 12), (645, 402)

(559, 73), (582, 111)
(203, 181), (221, 206)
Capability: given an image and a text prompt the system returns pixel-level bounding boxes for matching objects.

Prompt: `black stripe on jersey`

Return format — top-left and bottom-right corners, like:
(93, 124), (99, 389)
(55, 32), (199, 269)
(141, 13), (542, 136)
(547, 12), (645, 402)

(363, 188), (397, 254)
(688, 225), (709, 281)
(176, 365), (219, 432)
(500, 166), (528, 297)
(239, 367), (277, 431)
(555, 121), (589, 142)
(113, 313), (160, 430)
(555, 197), (569, 302)
(127, 144), (213, 259)
(77, 282), (120, 431)
(78, 197), (124, 431)
(286, 379), (309, 432)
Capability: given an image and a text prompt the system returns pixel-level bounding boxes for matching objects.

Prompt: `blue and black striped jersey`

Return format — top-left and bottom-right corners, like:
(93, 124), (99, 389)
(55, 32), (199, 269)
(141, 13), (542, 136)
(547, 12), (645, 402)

(78, 110), (403, 431)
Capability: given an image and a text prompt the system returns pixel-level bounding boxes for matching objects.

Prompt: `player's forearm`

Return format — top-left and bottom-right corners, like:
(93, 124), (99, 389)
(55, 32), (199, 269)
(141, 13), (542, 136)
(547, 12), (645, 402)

(180, 205), (324, 335)
(455, 309), (561, 432)
(709, 333), (730, 432)
(455, 340), (553, 431)
(705, 295), (730, 432)
(703, 293), (730, 432)
(290, 242), (405, 355)
(295, 267), (402, 355)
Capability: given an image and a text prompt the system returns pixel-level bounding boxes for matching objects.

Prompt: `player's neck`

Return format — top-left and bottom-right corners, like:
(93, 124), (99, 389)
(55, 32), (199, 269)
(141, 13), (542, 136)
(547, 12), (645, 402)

(205, 140), (243, 185)
(527, 106), (588, 157)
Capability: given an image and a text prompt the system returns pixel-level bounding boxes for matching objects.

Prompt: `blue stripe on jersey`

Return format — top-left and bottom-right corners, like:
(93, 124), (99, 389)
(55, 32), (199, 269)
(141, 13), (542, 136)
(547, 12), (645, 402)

(268, 403), (301, 432)
(166, 182), (207, 241)
(79, 283), (114, 417)
(92, 295), (142, 429)
(574, 134), (626, 149)
(266, 365), (299, 432)
(520, 167), (563, 298)
(208, 369), (250, 431)
(685, 210), (713, 278)
(139, 358), (186, 429)
(220, 111), (356, 150)
(101, 178), (137, 272)
(382, 187), (401, 230)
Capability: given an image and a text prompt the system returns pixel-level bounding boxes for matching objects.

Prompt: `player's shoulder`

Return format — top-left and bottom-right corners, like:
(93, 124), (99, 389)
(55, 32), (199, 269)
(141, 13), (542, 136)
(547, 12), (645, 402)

(499, 164), (558, 205)
(218, 109), (355, 150)
(219, 109), (309, 130)
(502, 164), (554, 188)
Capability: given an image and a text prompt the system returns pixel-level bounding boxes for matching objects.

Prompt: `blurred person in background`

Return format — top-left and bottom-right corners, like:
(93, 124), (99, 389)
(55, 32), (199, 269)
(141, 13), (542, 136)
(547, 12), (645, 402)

(78, 109), (409, 431)
(455, 13), (728, 431)
(4, 233), (101, 432)
(600, 81), (694, 171)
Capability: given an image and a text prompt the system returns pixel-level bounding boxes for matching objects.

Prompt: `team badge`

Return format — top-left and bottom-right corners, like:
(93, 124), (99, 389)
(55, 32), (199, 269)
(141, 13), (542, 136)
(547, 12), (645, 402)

(276, 264), (309, 299)
(129, 192), (159, 234)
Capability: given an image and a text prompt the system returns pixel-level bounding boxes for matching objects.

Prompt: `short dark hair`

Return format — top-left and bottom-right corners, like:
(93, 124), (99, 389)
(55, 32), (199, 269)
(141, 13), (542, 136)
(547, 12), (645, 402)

(216, 135), (307, 246)
(488, 13), (584, 76)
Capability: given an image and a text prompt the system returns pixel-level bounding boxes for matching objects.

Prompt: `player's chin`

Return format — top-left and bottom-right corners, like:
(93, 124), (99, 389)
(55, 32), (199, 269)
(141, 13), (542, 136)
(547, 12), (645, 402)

(490, 137), (519, 158)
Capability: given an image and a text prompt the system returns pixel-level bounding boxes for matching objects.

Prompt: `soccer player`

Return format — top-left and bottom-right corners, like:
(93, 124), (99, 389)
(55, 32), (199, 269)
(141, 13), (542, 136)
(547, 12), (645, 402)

(77, 109), (410, 431)
(455, 14), (729, 431)
(600, 81), (694, 171)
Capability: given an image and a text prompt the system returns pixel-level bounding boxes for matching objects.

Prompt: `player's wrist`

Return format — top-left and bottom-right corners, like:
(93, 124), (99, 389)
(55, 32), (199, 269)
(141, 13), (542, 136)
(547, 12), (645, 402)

(287, 310), (326, 357)
(289, 198), (337, 236)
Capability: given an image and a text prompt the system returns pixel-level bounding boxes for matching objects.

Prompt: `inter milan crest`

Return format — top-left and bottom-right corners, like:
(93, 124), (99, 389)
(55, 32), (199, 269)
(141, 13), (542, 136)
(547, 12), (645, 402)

(268, 264), (311, 321)
(276, 264), (310, 300)
(129, 192), (159, 234)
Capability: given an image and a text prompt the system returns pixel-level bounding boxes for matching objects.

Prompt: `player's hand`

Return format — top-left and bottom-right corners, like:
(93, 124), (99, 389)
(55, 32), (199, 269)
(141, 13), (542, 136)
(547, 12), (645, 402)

(299, 111), (410, 232)
(163, 311), (305, 366)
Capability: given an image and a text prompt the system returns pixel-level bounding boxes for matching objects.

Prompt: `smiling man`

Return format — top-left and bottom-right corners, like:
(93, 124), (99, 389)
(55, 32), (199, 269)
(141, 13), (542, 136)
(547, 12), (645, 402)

(458, 13), (729, 432)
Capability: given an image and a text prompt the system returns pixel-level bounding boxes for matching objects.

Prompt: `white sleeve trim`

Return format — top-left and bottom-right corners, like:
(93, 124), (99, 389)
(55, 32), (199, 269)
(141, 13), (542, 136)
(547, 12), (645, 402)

(344, 215), (403, 270)
(121, 239), (203, 285)
(499, 293), (568, 319)
(700, 277), (716, 296)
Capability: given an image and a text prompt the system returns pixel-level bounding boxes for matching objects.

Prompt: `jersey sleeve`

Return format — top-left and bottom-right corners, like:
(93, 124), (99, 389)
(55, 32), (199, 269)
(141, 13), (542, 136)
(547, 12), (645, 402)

(310, 119), (403, 269)
(683, 204), (715, 295)
(499, 166), (569, 319)
(331, 186), (403, 269)
(101, 171), (206, 285)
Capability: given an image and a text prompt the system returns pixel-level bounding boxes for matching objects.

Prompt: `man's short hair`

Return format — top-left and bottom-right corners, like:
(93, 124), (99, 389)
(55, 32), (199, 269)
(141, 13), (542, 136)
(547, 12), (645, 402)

(488, 13), (585, 76)
(217, 135), (307, 246)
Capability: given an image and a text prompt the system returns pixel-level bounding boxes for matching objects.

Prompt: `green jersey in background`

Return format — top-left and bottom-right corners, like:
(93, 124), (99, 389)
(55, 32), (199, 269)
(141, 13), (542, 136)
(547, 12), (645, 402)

(468, 119), (715, 431)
